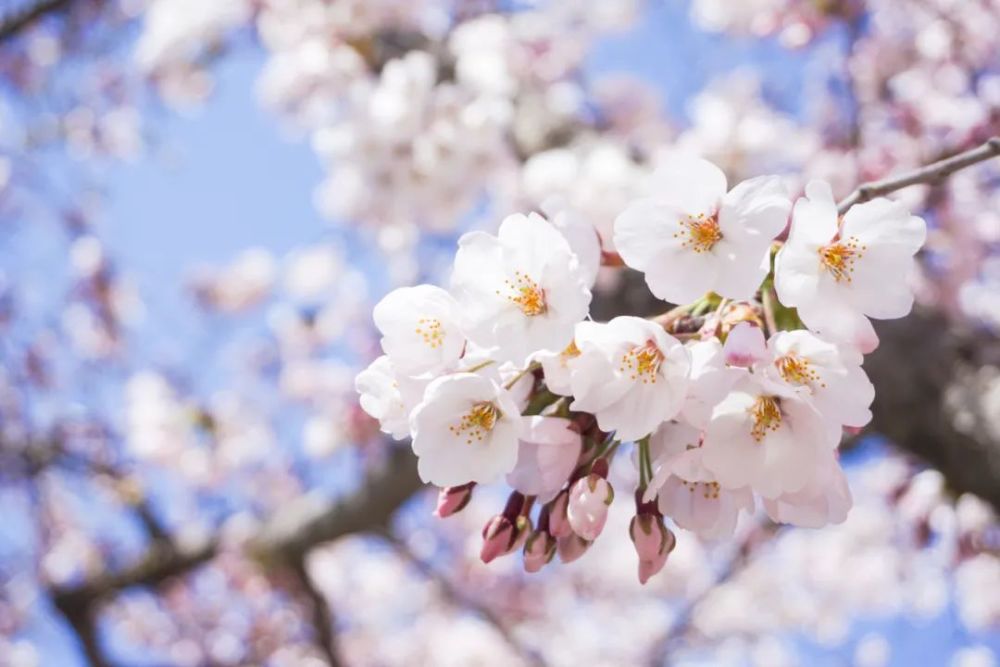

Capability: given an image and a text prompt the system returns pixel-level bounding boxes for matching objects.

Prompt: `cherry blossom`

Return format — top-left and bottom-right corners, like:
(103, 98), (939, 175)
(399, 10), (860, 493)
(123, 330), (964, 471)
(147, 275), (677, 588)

(506, 416), (583, 502)
(613, 155), (791, 304)
(372, 284), (466, 376)
(355, 355), (426, 440)
(409, 372), (522, 486)
(569, 316), (691, 442)
(451, 212), (592, 365)
(774, 180), (928, 352)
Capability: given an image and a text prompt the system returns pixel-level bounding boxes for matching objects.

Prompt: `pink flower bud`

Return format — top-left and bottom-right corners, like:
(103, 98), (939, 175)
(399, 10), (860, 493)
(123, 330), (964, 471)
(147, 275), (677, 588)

(548, 489), (573, 538)
(556, 533), (590, 563)
(629, 513), (677, 585)
(567, 474), (614, 541)
(722, 322), (767, 368)
(481, 514), (531, 564)
(523, 530), (556, 573)
(435, 483), (475, 518)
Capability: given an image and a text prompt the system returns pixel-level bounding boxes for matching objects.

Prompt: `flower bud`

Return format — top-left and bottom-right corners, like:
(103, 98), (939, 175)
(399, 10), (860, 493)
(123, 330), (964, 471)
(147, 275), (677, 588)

(629, 512), (677, 585)
(435, 483), (475, 518)
(567, 474), (614, 541)
(722, 322), (767, 368)
(481, 514), (531, 564)
(556, 533), (590, 563)
(548, 489), (573, 538)
(523, 530), (556, 573)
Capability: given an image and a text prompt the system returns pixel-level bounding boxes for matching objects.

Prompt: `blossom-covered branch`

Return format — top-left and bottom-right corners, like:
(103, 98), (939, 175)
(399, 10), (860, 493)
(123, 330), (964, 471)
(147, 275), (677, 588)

(837, 137), (1000, 213)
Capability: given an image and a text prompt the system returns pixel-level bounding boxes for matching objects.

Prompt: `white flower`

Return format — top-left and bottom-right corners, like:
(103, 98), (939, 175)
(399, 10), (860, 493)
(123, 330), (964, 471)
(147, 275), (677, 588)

(613, 155), (790, 304)
(451, 212), (592, 365)
(680, 338), (744, 428)
(506, 416), (582, 503)
(569, 316), (691, 441)
(540, 197), (602, 287)
(645, 421), (754, 540)
(762, 452), (851, 528)
(700, 374), (837, 498)
(534, 340), (581, 396)
(372, 285), (465, 376)
(409, 373), (522, 486)
(354, 355), (427, 440)
(774, 180), (927, 352)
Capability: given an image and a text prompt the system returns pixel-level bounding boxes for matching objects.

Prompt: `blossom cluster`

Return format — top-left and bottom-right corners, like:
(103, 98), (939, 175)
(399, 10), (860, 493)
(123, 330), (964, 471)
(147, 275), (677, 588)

(356, 155), (926, 582)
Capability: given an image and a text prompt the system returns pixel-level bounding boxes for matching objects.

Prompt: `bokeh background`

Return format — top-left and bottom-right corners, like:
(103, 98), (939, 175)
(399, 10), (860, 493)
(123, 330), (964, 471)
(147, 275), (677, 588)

(1, 0), (999, 665)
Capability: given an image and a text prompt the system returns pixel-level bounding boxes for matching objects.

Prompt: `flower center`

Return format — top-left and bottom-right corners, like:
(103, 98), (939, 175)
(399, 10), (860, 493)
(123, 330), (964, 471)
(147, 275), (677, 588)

(559, 340), (581, 367)
(500, 271), (546, 316)
(775, 353), (825, 388)
(818, 236), (865, 283)
(619, 340), (664, 384)
(681, 479), (721, 500)
(414, 317), (445, 349)
(749, 395), (782, 442)
(450, 401), (502, 445)
(674, 212), (722, 253)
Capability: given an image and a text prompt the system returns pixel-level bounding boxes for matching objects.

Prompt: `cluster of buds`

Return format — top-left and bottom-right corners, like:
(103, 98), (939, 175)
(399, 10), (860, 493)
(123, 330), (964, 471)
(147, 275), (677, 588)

(357, 154), (926, 582)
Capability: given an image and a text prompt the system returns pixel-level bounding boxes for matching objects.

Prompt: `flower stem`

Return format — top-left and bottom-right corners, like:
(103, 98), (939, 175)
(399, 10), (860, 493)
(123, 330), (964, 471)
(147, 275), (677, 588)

(761, 286), (779, 336)
(503, 361), (541, 390)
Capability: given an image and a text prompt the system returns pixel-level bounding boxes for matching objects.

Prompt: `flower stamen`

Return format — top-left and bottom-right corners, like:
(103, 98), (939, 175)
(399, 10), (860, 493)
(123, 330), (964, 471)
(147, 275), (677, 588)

(450, 401), (502, 445)
(775, 353), (825, 388)
(619, 340), (664, 384)
(674, 212), (722, 253)
(818, 236), (866, 283)
(499, 270), (547, 316)
(749, 395), (782, 442)
(414, 317), (445, 349)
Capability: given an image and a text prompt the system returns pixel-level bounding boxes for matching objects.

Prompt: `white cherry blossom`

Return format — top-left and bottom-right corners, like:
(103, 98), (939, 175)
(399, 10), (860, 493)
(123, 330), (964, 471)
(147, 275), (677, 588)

(409, 372), (522, 487)
(354, 355), (428, 440)
(762, 452), (852, 528)
(700, 374), (838, 498)
(569, 316), (691, 441)
(451, 212), (592, 365)
(774, 180), (927, 352)
(613, 155), (791, 304)
(506, 416), (582, 503)
(372, 284), (465, 376)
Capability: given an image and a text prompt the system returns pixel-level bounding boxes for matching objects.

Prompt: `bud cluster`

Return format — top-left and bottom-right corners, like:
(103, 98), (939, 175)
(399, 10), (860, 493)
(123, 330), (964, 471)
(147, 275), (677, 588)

(356, 155), (926, 582)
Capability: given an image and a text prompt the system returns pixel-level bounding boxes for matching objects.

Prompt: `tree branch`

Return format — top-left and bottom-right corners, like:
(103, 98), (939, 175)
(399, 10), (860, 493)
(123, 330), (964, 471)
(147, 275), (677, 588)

(288, 557), (343, 667)
(837, 136), (1000, 213)
(0, 0), (73, 43)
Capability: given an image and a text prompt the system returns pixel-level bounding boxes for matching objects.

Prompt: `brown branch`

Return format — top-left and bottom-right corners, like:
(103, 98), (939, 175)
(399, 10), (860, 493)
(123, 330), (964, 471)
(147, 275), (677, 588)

(0, 0), (72, 43)
(288, 557), (343, 667)
(837, 137), (1000, 213)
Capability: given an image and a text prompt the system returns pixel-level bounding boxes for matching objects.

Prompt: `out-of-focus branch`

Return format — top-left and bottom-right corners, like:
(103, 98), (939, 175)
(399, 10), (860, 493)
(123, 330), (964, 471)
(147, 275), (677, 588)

(837, 136), (1000, 213)
(51, 589), (111, 667)
(48, 446), (423, 664)
(379, 530), (548, 667)
(288, 557), (343, 667)
(0, 0), (73, 42)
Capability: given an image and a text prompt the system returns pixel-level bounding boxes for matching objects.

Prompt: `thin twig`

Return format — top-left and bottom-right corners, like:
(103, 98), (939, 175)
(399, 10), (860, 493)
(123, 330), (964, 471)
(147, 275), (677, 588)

(837, 137), (1000, 213)
(0, 0), (72, 43)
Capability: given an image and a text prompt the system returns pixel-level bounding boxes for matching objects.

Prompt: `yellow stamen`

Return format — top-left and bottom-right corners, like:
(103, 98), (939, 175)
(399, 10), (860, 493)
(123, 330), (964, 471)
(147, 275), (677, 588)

(414, 317), (445, 349)
(619, 340), (664, 384)
(818, 236), (866, 283)
(749, 396), (782, 442)
(449, 401), (502, 445)
(498, 271), (546, 316)
(680, 479), (721, 500)
(775, 353), (825, 388)
(673, 212), (722, 253)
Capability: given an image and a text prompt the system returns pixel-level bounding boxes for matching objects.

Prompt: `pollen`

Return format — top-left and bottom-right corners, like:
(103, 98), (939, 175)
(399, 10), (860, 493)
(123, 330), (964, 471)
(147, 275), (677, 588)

(775, 353), (825, 388)
(749, 395), (782, 442)
(558, 340), (581, 368)
(673, 212), (722, 253)
(449, 401), (502, 445)
(497, 271), (546, 316)
(680, 479), (721, 500)
(619, 340), (664, 384)
(414, 317), (445, 349)
(818, 236), (866, 283)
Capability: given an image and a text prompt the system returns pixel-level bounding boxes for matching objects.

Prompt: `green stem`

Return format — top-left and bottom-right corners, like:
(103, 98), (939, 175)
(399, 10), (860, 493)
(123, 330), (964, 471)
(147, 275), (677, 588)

(503, 361), (541, 390)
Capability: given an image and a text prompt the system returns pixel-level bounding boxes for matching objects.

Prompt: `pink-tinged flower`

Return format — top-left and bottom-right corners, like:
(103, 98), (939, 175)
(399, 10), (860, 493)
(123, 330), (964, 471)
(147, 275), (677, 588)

(506, 416), (582, 503)
(764, 329), (874, 434)
(763, 452), (852, 528)
(556, 533), (590, 563)
(450, 212), (592, 365)
(774, 180), (927, 352)
(614, 155), (791, 304)
(722, 322), (768, 368)
(569, 316), (691, 441)
(409, 373), (522, 487)
(629, 512), (676, 585)
(567, 473), (614, 541)
(645, 421), (754, 540)
(434, 483), (475, 518)
(372, 284), (465, 376)
(700, 374), (837, 499)
(523, 530), (557, 573)
(354, 355), (428, 440)
(547, 489), (573, 538)
(679, 339), (745, 429)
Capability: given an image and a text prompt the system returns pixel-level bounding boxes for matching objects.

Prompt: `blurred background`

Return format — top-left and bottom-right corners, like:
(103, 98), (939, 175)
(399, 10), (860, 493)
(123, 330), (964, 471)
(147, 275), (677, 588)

(1, 0), (999, 665)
